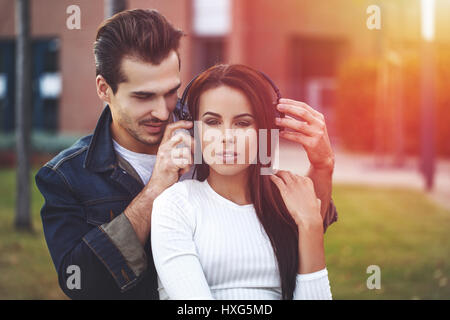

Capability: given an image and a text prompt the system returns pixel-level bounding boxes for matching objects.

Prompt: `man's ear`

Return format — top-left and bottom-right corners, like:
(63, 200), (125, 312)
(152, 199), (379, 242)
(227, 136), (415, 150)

(96, 75), (112, 104)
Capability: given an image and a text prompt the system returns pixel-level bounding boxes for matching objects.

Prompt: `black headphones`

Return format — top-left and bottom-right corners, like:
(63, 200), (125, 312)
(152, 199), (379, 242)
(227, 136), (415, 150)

(174, 70), (285, 134)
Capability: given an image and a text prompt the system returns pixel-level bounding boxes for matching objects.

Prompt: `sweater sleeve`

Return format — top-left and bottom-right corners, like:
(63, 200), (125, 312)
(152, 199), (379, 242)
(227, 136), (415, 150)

(151, 183), (214, 300)
(293, 268), (333, 300)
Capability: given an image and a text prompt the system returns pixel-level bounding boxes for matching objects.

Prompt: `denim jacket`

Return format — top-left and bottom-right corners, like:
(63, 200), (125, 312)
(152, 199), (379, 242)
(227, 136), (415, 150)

(35, 104), (338, 300)
(35, 105), (158, 299)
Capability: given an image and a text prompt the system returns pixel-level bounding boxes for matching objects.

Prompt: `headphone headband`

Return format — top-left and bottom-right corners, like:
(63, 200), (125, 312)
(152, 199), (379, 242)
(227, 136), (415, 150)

(175, 68), (282, 123)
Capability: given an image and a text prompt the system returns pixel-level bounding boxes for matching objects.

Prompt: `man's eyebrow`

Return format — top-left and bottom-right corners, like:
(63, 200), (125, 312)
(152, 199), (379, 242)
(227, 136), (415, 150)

(130, 91), (155, 97)
(166, 82), (182, 94)
(201, 112), (255, 119)
(130, 83), (181, 97)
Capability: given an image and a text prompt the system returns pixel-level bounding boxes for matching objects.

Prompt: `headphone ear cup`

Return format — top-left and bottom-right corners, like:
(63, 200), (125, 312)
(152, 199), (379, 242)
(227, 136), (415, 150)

(182, 110), (192, 122)
(175, 97), (193, 122)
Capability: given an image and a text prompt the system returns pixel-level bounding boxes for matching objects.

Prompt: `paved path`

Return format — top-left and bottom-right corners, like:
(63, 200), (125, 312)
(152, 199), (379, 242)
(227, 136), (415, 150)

(277, 141), (450, 209)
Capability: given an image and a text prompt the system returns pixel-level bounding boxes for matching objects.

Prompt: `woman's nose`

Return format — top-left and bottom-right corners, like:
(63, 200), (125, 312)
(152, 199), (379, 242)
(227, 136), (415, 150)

(222, 127), (235, 144)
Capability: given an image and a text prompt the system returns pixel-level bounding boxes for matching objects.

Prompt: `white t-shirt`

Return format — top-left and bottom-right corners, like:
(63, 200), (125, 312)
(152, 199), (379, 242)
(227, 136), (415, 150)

(112, 139), (157, 185)
(112, 138), (195, 185)
(151, 178), (332, 300)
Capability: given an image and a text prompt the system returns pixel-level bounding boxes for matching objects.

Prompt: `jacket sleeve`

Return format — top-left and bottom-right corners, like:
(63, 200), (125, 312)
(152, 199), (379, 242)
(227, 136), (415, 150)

(323, 198), (338, 233)
(35, 165), (147, 299)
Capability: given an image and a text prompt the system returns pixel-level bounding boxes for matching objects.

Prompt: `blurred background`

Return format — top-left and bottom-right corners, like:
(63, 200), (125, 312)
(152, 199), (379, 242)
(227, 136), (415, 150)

(0, 0), (449, 299)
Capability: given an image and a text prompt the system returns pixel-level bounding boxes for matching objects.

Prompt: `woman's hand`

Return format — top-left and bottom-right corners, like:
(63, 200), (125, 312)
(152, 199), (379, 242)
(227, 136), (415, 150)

(270, 170), (323, 232)
(270, 170), (326, 274)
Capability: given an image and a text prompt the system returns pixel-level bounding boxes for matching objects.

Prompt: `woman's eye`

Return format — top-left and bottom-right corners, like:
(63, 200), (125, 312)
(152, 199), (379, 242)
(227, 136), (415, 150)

(205, 119), (220, 126)
(236, 121), (251, 127)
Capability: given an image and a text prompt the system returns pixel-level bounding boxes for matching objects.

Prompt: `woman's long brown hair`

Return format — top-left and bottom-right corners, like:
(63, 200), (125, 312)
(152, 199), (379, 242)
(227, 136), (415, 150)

(185, 64), (299, 299)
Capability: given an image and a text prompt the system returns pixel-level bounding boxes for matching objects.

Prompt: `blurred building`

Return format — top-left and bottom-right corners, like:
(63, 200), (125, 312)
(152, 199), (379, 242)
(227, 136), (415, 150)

(1, 0), (449, 141)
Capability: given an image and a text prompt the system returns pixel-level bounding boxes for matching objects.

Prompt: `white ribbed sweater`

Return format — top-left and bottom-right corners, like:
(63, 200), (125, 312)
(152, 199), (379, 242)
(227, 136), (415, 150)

(151, 179), (332, 300)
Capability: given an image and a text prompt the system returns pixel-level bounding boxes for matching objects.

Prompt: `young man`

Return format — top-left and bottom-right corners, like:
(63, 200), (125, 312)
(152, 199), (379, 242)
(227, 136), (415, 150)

(35, 9), (338, 299)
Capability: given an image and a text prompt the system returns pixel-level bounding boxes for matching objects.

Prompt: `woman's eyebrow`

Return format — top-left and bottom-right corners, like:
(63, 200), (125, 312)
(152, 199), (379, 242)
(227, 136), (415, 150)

(234, 113), (255, 119)
(201, 112), (255, 119)
(202, 111), (221, 118)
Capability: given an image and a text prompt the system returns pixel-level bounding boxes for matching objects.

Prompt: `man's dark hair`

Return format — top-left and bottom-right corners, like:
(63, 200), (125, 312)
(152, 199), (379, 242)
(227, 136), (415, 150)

(94, 9), (184, 93)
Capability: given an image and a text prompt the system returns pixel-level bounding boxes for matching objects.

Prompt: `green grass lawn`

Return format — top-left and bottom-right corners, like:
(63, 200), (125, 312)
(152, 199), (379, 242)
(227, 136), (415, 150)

(0, 169), (449, 299)
(325, 184), (450, 299)
(0, 168), (66, 299)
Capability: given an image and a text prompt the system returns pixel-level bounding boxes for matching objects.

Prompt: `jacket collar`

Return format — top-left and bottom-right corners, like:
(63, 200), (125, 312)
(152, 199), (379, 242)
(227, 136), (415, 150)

(83, 105), (117, 172)
(84, 100), (184, 173)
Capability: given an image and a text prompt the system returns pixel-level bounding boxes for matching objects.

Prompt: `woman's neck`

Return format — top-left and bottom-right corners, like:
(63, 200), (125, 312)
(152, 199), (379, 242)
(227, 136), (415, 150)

(206, 169), (252, 206)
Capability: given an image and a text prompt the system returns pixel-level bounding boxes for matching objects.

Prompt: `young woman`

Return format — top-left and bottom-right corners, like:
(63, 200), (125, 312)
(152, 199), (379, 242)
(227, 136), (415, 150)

(150, 64), (332, 300)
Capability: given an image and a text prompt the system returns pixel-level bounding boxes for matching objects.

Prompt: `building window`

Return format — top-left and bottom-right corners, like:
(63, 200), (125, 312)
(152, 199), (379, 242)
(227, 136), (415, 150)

(192, 37), (226, 76)
(0, 40), (15, 133)
(0, 38), (60, 134)
(191, 0), (230, 75)
(193, 0), (231, 37)
(289, 37), (346, 144)
(32, 39), (61, 133)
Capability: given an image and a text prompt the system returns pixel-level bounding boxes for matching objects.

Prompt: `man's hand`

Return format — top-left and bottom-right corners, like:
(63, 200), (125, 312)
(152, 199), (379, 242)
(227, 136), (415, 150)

(275, 98), (335, 221)
(124, 120), (194, 246)
(148, 120), (194, 197)
(275, 98), (335, 171)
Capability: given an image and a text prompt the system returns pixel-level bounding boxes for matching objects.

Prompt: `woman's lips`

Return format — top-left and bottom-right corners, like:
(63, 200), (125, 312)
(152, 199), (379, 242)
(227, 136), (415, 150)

(216, 151), (239, 163)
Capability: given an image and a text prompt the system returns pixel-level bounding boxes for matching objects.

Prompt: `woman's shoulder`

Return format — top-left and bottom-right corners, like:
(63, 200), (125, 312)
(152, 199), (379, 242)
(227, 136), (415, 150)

(153, 179), (204, 208)
(152, 179), (205, 227)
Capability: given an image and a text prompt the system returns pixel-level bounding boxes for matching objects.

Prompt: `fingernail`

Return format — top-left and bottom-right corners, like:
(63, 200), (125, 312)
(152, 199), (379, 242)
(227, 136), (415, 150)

(275, 118), (281, 124)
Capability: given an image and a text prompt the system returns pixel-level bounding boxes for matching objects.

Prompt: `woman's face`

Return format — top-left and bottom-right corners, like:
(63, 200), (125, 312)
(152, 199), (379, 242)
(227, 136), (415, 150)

(197, 85), (258, 177)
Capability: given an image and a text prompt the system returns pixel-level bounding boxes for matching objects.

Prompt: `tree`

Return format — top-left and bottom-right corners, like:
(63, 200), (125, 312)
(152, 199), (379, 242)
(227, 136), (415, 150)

(14, 0), (32, 230)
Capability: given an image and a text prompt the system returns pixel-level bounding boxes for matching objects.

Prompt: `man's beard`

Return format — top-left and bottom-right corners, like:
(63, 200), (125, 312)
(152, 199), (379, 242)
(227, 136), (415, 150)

(126, 124), (164, 146)
(116, 108), (168, 147)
